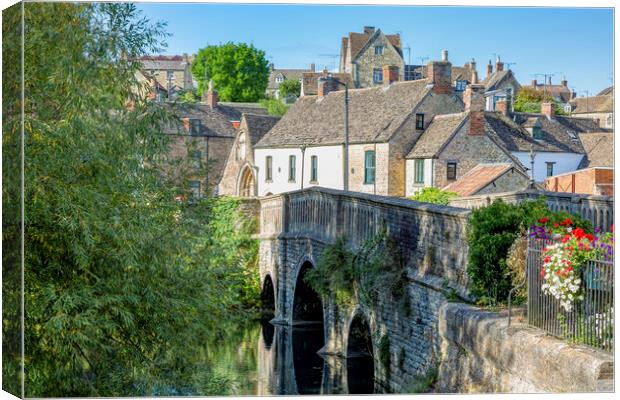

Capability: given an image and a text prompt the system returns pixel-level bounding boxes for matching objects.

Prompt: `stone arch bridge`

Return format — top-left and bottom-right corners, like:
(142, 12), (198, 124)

(257, 187), (471, 392)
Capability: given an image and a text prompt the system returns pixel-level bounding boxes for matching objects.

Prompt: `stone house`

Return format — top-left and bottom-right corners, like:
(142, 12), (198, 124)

(138, 54), (195, 98)
(339, 26), (405, 88)
(523, 77), (576, 108)
(481, 56), (520, 111)
(408, 56), (479, 93)
(253, 54), (464, 197)
(405, 83), (530, 196)
(160, 86), (268, 198)
(218, 113), (281, 196)
(266, 63), (315, 99)
(568, 93), (614, 129)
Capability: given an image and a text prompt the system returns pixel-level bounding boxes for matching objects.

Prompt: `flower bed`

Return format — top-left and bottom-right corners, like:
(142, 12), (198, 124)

(531, 217), (613, 312)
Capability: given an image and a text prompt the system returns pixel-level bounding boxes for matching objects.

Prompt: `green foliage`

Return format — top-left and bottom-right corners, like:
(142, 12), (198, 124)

(2, 3), (259, 396)
(304, 228), (408, 307)
(514, 86), (566, 115)
(192, 42), (269, 102)
(411, 187), (458, 205)
(178, 89), (199, 103)
(259, 98), (289, 117)
(467, 198), (591, 305)
(278, 79), (301, 99)
(405, 367), (438, 393)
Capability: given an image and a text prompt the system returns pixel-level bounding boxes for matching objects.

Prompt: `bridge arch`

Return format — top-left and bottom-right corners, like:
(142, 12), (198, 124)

(292, 258), (324, 324)
(345, 310), (375, 394)
(261, 273), (276, 319)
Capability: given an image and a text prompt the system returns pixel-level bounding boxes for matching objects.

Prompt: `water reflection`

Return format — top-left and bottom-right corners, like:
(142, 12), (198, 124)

(209, 319), (377, 395)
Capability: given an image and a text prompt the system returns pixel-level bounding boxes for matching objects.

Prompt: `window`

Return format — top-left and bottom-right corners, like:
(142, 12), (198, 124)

(546, 162), (555, 177)
(310, 155), (318, 182)
(414, 159), (425, 184)
(455, 80), (467, 92)
(532, 126), (543, 140)
(191, 150), (201, 169)
(189, 180), (201, 199)
(364, 151), (376, 184)
(415, 113), (425, 130)
(375, 46), (384, 55)
(275, 76), (284, 83)
(288, 155), (296, 181)
(447, 162), (457, 180)
(167, 70), (174, 80)
(189, 119), (201, 135)
(373, 68), (383, 83)
(265, 156), (273, 181)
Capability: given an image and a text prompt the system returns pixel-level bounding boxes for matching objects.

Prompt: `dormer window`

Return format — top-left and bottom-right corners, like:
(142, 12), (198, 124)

(375, 46), (384, 55)
(455, 80), (467, 92)
(189, 119), (201, 135)
(275, 76), (284, 83)
(532, 126), (543, 140)
(415, 113), (425, 130)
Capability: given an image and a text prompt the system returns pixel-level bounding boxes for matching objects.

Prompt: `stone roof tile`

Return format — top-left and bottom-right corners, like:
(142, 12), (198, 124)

(406, 113), (467, 158)
(577, 132), (614, 168)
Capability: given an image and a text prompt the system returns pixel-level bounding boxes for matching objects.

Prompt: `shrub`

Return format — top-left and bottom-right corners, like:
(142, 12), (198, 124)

(411, 187), (458, 205)
(259, 98), (289, 117)
(467, 197), (591, 305)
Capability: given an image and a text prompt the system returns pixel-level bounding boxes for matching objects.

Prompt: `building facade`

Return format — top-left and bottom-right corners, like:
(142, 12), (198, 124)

(339, 26), (405, 88)
(266, 64), (315, 99)
(138, 54), (195, 98)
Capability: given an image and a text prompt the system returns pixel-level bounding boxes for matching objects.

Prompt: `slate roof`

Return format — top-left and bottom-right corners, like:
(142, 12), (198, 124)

(164, 102), (267, 138)
(243, 113), (281, 146)
(511, 112), (601, 153)
(255, 79), (435, 148)
(482, 70), (519, 92)
(301, 72), (354, 96)
(577, 132), (614, 168)
(343, 30), (402, 61)
(139, 55), (190, 71)
(406, 113), (467, 158)
(569, 96), (613, 114)
(452, 63), (476, 82)
(443, 163), (524, 196)
(268, 68), (313, 90)
(597, 86), (614, 96)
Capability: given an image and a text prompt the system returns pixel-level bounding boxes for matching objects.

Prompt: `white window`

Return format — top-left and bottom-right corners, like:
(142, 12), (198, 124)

(375, 46), (384, 55)
(275, 76), (284, 83)
(373, 68), (383, 83)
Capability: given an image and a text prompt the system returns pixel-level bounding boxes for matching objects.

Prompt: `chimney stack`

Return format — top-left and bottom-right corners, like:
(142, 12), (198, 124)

(464, 83), (486, 135)
(495, 55), (504, 72)
(317, 76), (338, 98)
(561, 79), (568, 87)
(531, 79), (537, 87)
(541, 102), (555, 119)
(310, 63), (316, 72)
(383, 65), (399, 85)
(495, 99), (509, 116)
(203, 80), (218, 108)
(363, 26), (376, 35)
(426, 50), (452, 94)
(486, 60), (493, 78)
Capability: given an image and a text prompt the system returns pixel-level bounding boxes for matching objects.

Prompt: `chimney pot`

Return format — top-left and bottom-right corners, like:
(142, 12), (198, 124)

(310, 63), (316, 72)
(441, 49), (448, 62)
(495, 55), (504, 72)
(203, 80), (218, 108)
(363, 26), (376, 35)
(486, 60), (493, 78)
(561, 79), (567, 87)
(531, 79), (537, 87)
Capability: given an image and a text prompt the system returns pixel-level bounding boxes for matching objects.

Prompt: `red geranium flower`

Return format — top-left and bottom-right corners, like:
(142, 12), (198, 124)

(560, 218), (573, 227)
(573, 228), (585, 239)
(540, 267), (546, 278)
(544, 256), (551, 263)
(562, 234), (571, 243)
(539, 217), (549, 224)
(585, 234), (594, 242)
(553, 223), (559, 228)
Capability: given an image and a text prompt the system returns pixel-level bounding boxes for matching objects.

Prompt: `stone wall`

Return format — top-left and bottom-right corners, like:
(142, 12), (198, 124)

(437, 303), (614, 393)
(448, 189), (614, 231)
(476, 168), (529, 195)
(353, 33), (404, 88)
(258, 187), (472, 391)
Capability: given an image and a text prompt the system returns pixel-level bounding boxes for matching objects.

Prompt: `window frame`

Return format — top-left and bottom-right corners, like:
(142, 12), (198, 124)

(374, 45), (384, 55)
(191, 150), (202, 169)
(310, 155), (318, 183)
(364, 150), (376, 185)
(288, 155), (296, 182)
(265, 156), (273, 182)
(532, 126), (543, 140)
(189, 119), (201, 135)
(415, 113), (425, 130)
(447, 161), (457, 181)
(373, 68), (383, 83)
(414, 159), (425, 184)
(188, 180), (201, 199)
(546, 161), (555, 177)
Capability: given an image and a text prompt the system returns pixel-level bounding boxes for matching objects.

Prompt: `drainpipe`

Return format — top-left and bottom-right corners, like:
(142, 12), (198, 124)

(300, 145), (306, 190)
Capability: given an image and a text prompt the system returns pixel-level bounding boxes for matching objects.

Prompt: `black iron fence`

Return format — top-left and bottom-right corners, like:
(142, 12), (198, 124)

(527, 237), (614, 352)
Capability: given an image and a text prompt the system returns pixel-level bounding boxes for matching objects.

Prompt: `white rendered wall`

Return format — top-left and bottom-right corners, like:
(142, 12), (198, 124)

(512, 151), (585, 182)
(405, 158), (434, 197)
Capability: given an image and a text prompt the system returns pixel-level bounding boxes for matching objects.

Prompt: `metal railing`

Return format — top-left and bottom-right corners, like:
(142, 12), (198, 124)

(527, 237), (614, 352)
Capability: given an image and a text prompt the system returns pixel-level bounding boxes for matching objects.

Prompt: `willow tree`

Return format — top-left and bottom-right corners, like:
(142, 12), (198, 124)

(2, 3), (258, 396)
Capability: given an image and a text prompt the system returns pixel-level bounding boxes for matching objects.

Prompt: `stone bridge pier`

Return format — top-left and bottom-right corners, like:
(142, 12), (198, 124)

(257, 187), (471, 392)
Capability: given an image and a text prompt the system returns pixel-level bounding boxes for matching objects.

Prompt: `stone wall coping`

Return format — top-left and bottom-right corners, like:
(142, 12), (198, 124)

(451, 188), (614, 203)
(259, 186), (472, 219)
(439, 303), (614, 392)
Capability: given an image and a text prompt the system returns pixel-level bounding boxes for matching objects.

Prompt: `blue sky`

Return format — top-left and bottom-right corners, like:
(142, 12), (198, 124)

(136, 3), (614, 95)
